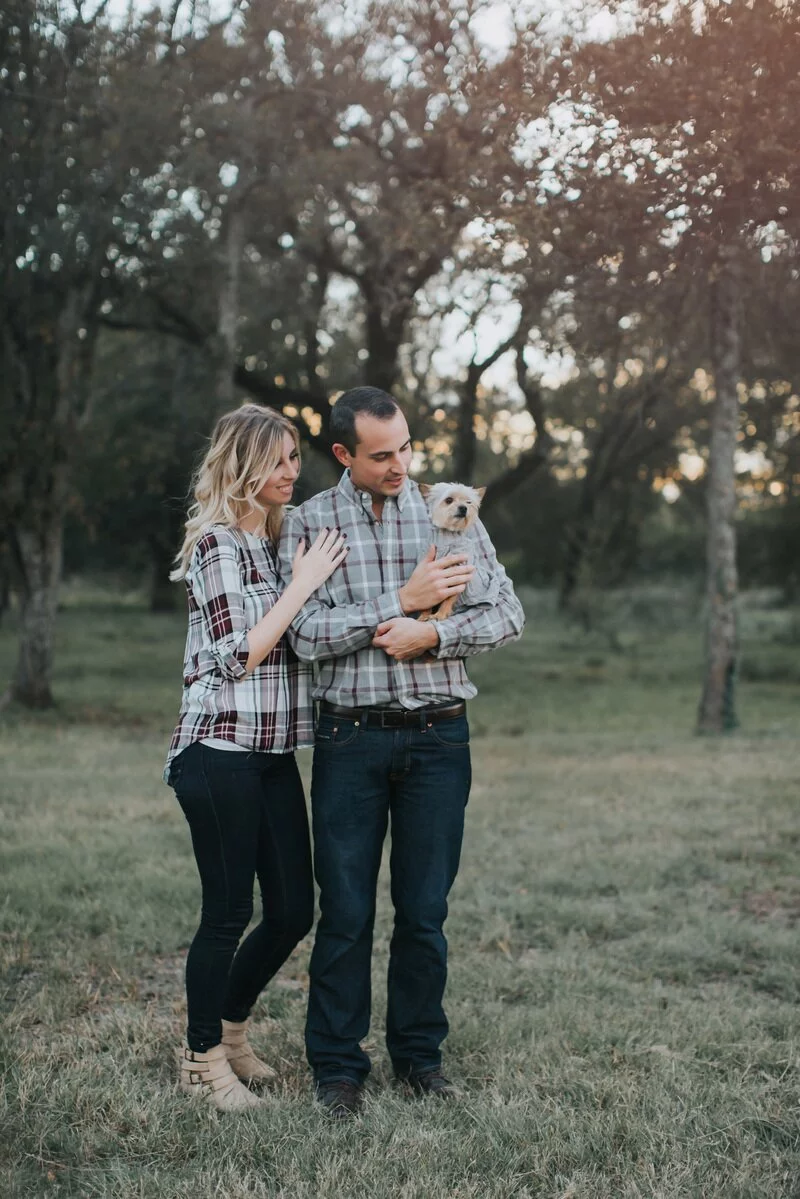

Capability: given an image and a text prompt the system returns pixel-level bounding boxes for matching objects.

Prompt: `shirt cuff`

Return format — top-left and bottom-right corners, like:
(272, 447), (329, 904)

(428, 617), (458, 658)
(374, 590), (405, 624)
(212, 635), (251, 681)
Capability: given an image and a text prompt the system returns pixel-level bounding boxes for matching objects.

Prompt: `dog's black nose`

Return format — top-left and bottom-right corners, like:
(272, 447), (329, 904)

(457, 506), (468, 517)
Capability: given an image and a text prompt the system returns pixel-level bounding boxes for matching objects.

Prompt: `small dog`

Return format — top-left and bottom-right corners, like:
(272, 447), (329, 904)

(417, 481), (500, 621)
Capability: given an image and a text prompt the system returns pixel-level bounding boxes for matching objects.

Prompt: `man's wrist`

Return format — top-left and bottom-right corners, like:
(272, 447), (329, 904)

(398, 585), (413, 615)
(423, 622), (439, 649)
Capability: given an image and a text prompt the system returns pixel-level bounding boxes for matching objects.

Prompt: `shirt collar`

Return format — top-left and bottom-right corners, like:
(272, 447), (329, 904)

(337, 469), (410, 513)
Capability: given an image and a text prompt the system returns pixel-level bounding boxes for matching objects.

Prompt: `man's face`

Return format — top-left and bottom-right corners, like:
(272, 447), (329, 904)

(333, 409), (413, 499)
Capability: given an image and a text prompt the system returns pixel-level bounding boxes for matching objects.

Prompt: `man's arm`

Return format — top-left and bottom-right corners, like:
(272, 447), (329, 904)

(373, 521), (525, 661)
(429, 520), (525, 659)
(277, 508), (405, 663)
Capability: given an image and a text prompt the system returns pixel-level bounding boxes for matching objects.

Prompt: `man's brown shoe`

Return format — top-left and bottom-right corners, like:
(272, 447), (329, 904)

(315, 1079), (364, 1120)
(401, 1068), (461, 1099)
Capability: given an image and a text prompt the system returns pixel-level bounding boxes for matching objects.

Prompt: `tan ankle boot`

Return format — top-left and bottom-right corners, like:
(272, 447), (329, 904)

(179, 1043), (262, 1111)
(221, 1018), (277, 1083)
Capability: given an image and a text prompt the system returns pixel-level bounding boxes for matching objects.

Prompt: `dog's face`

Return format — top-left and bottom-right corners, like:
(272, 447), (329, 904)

(418, 482), (486, 533)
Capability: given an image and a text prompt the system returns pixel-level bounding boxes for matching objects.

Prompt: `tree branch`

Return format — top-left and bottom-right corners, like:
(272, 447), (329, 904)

(98, 308), (330, 448)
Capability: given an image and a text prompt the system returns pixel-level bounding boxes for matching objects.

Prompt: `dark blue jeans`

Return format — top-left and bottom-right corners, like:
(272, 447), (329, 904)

(305, 709), (471, 1084)
(169, 742), (314, 1052)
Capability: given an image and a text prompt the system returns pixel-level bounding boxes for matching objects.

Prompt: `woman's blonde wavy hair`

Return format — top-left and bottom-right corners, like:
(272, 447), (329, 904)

(171, 403), (300, 581)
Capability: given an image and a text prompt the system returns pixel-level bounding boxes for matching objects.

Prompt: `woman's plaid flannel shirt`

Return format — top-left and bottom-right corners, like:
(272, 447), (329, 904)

(164, 526), (313, 781)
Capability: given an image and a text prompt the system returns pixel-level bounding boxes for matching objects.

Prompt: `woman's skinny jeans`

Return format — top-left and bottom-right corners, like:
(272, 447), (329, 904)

(169, 741), (314, 1052)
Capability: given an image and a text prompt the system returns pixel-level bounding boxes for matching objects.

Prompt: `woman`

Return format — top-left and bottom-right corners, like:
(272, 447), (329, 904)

(165, 403), (346, 1111)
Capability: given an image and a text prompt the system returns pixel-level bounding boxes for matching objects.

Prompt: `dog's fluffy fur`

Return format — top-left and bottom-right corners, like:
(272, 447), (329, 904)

(417, 482), (500, 621)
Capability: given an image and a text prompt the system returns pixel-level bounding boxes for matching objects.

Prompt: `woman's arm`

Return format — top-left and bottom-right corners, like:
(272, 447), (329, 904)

(191, 528), (347, 677)
(243, 528), (347, 670)
(276, 510), (406, 662)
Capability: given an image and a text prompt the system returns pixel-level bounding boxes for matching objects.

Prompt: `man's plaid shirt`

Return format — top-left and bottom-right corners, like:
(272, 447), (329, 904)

(277, 472), (525, 708)
(165, 526), (313, 780)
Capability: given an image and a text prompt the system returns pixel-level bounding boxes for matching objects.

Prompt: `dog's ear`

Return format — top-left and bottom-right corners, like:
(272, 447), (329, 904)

(474, 486), (486, 501)
(417, 482), (432, 498)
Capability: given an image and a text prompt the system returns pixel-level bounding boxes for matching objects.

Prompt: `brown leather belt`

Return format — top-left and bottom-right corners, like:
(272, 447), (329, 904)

(319, 699), (466, 729)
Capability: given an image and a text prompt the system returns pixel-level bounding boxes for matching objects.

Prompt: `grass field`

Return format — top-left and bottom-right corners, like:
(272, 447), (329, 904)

(1, 584), (799, 1198)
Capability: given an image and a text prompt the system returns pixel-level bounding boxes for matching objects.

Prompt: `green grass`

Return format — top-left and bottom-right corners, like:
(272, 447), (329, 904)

(1, 584), (800, 1197)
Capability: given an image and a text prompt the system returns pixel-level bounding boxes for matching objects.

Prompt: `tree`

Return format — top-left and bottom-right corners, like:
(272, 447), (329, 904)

(67, 332), (209, 610)
(67, 329), (340, 609)
(551, 0), (800, 729)
(0, 3), (181, 704)
(106, 0), (540, 436)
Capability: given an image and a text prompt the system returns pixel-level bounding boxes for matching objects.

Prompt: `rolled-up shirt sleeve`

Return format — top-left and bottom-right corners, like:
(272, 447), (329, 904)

(277, 510), (404, 662)
(432, 520), (525, 659)
(188, 533), (251, 681)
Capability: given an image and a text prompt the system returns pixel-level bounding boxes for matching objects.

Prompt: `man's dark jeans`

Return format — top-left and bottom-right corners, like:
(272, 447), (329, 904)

(169, 742), (314, 1052)
(306, 709), (471, 1084)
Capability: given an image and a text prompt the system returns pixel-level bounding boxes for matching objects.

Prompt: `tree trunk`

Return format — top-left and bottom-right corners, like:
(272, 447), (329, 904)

(453, 334), (522, 483)
(559, 492), (597, 611)
(0, 542), (11, 625)
(480, 359), (553, 517)
(150, 344), (200, 612)
(1, 283), (99, 707)
(216, 202), (246, 408)
(559, 412), (610, 611)
(697, 250), (741, 733)
(6, 519), (64, 708)
(363, 303), (401, 394)
(452, 364), (480, 483)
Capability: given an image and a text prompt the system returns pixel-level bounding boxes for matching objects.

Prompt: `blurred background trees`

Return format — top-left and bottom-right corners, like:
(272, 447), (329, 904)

(2, 0), (799, 725)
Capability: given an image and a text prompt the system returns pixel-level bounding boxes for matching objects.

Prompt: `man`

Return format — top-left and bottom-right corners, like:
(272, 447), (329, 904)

(278, 387), (524, 1119)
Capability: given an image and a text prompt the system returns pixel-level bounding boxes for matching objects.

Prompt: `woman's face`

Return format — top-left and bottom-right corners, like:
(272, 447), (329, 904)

(255, 432), (300, 507)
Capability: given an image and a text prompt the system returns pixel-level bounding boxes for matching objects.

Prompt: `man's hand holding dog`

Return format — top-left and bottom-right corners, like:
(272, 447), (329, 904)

(375, 547), (474, 661)
(397, 545), (474, 615)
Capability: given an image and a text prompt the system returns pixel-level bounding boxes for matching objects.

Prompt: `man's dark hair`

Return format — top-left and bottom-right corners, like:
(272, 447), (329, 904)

(329, 386), (400, 454)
